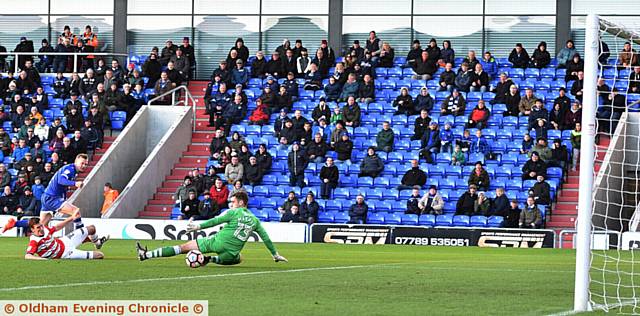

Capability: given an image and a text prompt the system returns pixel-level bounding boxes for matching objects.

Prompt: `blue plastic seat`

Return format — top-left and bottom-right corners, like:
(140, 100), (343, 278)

(334, 212), (350, 223)
(470, 216), (488, 227)
(384, 213), (401, 225)
(333, 188), (350, 200)
(401, 214), (418, 225)
(435, 214), (453, 226)
(418, 214), (436, 226)
(267, 210), (281, 222)
(487, 216), (504, 227)
(367, 213), (385, 224)
(318, 212), (335, 223)
(452, 215), (470, 227)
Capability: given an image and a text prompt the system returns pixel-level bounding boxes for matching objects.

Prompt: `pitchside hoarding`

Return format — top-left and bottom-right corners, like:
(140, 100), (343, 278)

(311, 224), (555, 248)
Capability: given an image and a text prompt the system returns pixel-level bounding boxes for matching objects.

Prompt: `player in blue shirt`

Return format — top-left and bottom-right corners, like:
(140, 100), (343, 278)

(2, 154), (108, 248)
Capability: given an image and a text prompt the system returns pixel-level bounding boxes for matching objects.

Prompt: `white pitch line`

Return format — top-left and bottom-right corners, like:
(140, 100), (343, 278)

(0, 263), (401, 292)
(546, 299), (639, 316)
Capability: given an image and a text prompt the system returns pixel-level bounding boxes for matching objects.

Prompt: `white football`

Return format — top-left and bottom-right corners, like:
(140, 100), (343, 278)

(185, 250), (204, 268)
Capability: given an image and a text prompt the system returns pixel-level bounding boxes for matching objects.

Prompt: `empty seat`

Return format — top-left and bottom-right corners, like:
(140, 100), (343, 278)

(435, 214), (453, 226)
(470, 215), (488, 227)
(418, 214), (436, 226)
(452, 215), (470, 227)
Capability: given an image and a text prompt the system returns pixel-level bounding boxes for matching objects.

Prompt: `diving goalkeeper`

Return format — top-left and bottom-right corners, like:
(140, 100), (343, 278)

(136, 191), (287, 265)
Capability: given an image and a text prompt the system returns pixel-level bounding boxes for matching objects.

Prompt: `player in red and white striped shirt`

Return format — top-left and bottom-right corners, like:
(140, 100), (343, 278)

(25, 210), (108, 260)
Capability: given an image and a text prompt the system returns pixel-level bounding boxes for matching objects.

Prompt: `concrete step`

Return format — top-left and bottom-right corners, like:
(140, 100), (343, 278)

(561, 190), (578, 197)
(179, 157), (208, 164)
(552, 209), (578, 215)
(148, 199), (175, 205)
(139, 211), (171, 218)
(143, 205), (173, 212)
(555, 203), (578, 211)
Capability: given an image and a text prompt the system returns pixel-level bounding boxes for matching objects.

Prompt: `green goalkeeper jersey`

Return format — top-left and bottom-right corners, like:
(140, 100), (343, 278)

(199, 207), (278, 256)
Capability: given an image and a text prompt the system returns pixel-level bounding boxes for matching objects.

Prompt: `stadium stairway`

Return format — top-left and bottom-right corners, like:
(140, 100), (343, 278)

(554, 135), (609, 248)
(138, 81), (210, 218)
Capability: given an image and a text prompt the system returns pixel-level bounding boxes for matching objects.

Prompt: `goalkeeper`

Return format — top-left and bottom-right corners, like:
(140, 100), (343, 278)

(136, 191), (287, 265)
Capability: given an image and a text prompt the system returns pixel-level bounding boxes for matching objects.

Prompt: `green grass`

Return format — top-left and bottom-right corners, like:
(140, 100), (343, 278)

(0, 238), (621, 315)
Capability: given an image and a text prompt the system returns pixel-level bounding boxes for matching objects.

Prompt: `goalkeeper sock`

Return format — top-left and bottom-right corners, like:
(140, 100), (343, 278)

(146, 245), (182, 258)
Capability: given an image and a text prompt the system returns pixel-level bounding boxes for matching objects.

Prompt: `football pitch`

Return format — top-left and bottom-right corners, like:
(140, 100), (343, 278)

(0, 238), (607, 315)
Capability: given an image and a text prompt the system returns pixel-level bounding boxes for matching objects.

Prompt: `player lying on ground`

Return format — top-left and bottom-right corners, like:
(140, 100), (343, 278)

(25, 210), (109, 260)
(137, 191), (287, 265)
(2, 154), (98, 242)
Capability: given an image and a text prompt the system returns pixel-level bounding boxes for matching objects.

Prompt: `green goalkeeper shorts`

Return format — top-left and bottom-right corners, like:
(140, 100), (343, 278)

(196, 236), (241, 265)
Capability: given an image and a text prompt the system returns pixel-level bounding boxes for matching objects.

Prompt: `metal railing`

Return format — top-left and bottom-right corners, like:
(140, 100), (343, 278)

(0, 51), (128, 74)
(147, 85), (197, 132)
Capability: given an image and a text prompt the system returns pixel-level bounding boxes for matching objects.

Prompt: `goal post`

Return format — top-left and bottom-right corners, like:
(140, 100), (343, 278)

(575, 14), (640, 313)
(574, 13), (599, 313)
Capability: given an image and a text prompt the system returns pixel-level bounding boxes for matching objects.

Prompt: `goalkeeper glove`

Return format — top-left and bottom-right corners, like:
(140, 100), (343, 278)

(273, 253), (288, 263)
(186, 219), (200, 233)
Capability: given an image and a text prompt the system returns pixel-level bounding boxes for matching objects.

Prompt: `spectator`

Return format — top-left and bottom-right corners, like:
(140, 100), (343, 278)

(323, 77), (341, 102)
(348, 39), (365, 62)
(359, 147), (384, 178)
(530, 174), (552, 206)
(332, 63), (348, 86)
(300, 192), (319, 224)
(319, 39), (336, 66)
(153, 71), (173, 104)
(413, 51), (437, 80)
(0, 164), (10, 188)
(280, 204), (301, 223)
(228, 180), (247, 202)
(549, 139), (569, 171)
(375, 121), (394, 153)
(520, 196), (543, 228)
(518, 88), (537, 116)
(296, 49), (311, 77)
(334, 133), (354, 164)
(508, 43), (530, 68)
(303, 63), (322, 91)
(405, 40), (422, 68)
(480, 51), (498, 79)
(420, 122), (441, 164)
(565, 53), (584, 83)
(273, 86), (292, 114)
(231, 59), (248, 87)
(170, 48), (190, 81)
(287, 142), (307, 188)
(196, 191), (219, 220)
(224, 155), (244, 184)
(397, 160), (426, 190)
(348, 194), (368, 224)
(470, 129), (489, 158)
(248, 98), (270, 126)
(405, 185), (422, 215)
(441, 89), (466, 116)
(571, 71), (586, 102)
(619, 41), (639, 68)
(242, 156), (262, 186)
(178, 190), (200, 220)
(451, 144), (466, 166)
(598, 90), (627, 134)
(393, 87), (414, 115)
(358, 74), (375, 105)
(528, 99), (549, 130)
(53, 37), (73, 73)
(278, 191), (299, 215)
(463, 50), (480, 70)
(307, 133), (329, 163)
(530, 136), (552, 160)
(160, 40), (178, 65)
(425, 38), (441, 66)
(493, 187), (509, 216)
(628, 66), (640, 94)
(142, 53), (162, 88)
(254, 144), (272, 174)
(319, 157), (339, 199)
(522, 151), (547, 180)
(438, 62), (456, 92)
(455, 185), (478, 216)
(548, 102), (566, 131)
(470, 63), (489, 92)
(556, 40), (577, 68)
(571, 123), (581, 171)
(0, 186), (18, 215)
(32, 176), (45, 199)
(418, 185), (444, 215)
(173, 176), (194, 204)
(439, 40), (455, 66)
(503, 84), (521, 117)
(222, 95), (247, 136)
(532, 118), (548, 140)
(70, 131), (87, 155)
(414, 87), (434, 113)
(454, 62), (473, 92)
(466, 100), (490, 129)
(343, 96), (361, 127)
(491, 73), (513, 105)
(474, 192), (492, 216)
(281, 72), (299, 101)
(283, 49), (297, 75)
(339, 74), (359, 102)
(468, 161), (490, 191)
(439, 122), (454, 153)
(376, 41), (394, 68)
(312, 98), (331, 124)
(209, 178), (229, 210)
(496, 199), (520, 228)
(530, 41), (551, 68)
(202, 167), (219, 193)
(412, 109), (431, 141)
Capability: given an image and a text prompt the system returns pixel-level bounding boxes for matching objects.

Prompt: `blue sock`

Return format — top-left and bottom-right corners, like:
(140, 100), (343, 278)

(15, 220), (28, 228)
(73, 217), (83, 230)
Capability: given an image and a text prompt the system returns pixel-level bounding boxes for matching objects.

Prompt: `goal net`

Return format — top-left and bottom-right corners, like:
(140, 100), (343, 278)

(576, 15), (640, 314)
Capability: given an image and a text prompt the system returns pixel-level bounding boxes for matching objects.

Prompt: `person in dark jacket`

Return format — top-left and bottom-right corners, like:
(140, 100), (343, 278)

(251, 51), (267, 79)
(323, 76), (341, 102)
(307, 133), (329, 163)
(179, 190), (200, 220)
(529, 175), (552, 205)
(255, 144), (273, 173)
(230, 38), (249, 64)
(530, 41), (551, 68)
(468, 162), (490, 192)
(438, 62), (456, 92)
(522, 152), (547, 180)
(413, 51), (437, 80)
(358, 74), (375, 104)
(405, 40), (422, 68)
(243, 156), (263, 186)
(287, 142), (307, 188)
(496, 200), (521, 228)
(549, 138), (569, 171)
(440, 40), (455, 65)
(359, 147), (384, 178)
(454, 62), (473, 92)
(528, 99), (549, 130)
(312, 98), (331, 123)
(441, 89), (466, 116)
(14, 37), (34, 70)
(36, 38), (54, 72)
(280, 204), (302, 223)
(195, 191), (219, 220)
(405, 186), (422, 215)
(490, 73), (513, 105)
(265, 52), (285, 78)
(414, 87), (434, 113)
(376, 121), (395, 153)
(222, 95), (247, 136)
(508, 43), (530, 68)
(348, 194), (368, 224)
(334, 133), (354, 163)
(397, 159), (427, 190)
(455, 185), (478, 216)
(421, 122), (441, 164)
(504, 84), (521, 117)
(342, 96), (361, 127)
(520, 197), (543, 228)
(319, 157), (339, 199)
(300, 192), (319, 224)
(412, 109), (431, 141)
(393, 87), (415, 116)
(492, 188), (510, 216)
(565, 53), (584, 83)
(470, 63), (490, 93)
